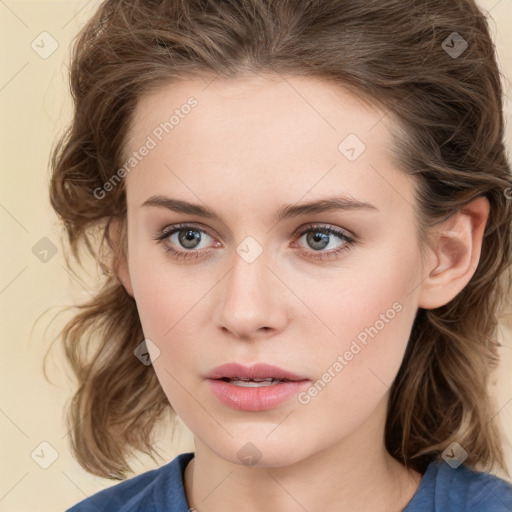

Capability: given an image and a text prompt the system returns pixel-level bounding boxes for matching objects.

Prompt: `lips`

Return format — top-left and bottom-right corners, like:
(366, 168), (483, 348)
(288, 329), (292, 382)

(204, 363), (309, 382)
(205, 363), (311, 411)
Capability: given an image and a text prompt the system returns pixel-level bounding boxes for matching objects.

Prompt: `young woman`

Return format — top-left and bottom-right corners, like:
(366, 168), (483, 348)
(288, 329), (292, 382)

(49, 1), (512, 510)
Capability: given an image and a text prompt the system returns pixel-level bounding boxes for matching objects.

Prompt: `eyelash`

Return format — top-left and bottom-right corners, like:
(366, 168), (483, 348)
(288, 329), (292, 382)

(154, 223), (355, 262)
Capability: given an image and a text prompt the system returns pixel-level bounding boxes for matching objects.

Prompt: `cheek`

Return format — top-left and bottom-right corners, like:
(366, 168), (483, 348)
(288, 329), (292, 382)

(300, 296), (415, 440)
(310, 245), (420, 386)
(128, 251), (217, 382)
(127, 228), (202, 341)
(132, 273), (200, 346)
(129, 263), (172, 341)
(129, 258), (206, 410)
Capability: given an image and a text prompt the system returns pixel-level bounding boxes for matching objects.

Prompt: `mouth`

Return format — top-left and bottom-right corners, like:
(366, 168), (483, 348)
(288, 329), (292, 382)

(204, 363), (310, 411)
(217, 377), (295, 387)
(205, 362), (310, 383)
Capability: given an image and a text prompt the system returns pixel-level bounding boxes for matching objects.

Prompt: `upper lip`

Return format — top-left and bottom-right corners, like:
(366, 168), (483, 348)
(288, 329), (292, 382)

(205, 363), (310, 381)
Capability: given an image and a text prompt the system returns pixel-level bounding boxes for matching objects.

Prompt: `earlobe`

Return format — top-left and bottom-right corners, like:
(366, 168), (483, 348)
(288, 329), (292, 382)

(108, 216), (134, 298)
(417, 196), (490, 310)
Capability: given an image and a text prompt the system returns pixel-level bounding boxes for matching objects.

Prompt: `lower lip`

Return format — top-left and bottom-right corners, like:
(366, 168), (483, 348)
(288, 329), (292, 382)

(207, 379), (310, 411)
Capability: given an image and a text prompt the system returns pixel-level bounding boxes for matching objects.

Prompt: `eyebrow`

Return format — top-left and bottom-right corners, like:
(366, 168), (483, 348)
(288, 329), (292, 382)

(141, 194), (378, 224)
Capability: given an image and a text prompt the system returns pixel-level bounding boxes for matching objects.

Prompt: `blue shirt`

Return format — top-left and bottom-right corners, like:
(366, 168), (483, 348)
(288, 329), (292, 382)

(66, 451), (512, 511)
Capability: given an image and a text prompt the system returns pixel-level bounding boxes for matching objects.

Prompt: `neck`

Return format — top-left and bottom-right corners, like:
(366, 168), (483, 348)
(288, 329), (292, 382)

(183, 398), (422, 512)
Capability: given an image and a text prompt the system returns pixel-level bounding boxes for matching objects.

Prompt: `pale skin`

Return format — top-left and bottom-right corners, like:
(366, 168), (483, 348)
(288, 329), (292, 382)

(111, 73), (490, 512)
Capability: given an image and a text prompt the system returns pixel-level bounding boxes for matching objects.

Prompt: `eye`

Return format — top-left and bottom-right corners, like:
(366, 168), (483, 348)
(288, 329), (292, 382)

(291, 224), (354, 261)
(154, 223), (355, 262)
(155, 223), (220, 261)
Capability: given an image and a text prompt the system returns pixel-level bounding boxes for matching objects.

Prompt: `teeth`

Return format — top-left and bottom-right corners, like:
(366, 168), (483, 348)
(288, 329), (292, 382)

(237, 377), (273, 382)
(227, 378), (283, 387)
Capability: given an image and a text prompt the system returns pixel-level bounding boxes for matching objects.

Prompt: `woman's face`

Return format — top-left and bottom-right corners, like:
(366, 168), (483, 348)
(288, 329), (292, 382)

(120, 74), (430, 466)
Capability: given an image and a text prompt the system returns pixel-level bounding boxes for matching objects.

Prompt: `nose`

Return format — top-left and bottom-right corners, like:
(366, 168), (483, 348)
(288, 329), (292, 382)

(212, 247), (289, 341)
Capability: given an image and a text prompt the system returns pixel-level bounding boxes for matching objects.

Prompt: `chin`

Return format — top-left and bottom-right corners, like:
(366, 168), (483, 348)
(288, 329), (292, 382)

(204, 434), (311, 469)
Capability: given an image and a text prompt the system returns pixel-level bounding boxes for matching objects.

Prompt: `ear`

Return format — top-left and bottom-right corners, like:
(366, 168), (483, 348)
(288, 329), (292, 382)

(417, 196), (490, 310)
(108, 216), (134, 298)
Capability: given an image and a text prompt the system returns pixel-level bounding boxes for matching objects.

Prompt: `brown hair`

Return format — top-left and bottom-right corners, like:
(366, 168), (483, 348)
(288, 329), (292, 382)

(46, 0), (512, 480)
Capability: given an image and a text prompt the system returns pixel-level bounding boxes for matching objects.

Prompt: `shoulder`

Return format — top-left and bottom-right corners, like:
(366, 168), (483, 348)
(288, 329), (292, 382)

(65, 452), (194, 512)
(405, 459), (512, 512)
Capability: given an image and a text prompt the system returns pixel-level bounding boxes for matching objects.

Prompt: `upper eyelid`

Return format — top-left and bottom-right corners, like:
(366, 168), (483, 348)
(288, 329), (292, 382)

(296, 223), (353, 238)
(160, 223), (212, 240)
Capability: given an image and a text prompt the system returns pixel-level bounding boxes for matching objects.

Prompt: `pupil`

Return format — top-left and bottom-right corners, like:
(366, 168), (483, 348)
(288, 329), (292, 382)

(307, 231), (329, 250)
(179, 229), (201, 249)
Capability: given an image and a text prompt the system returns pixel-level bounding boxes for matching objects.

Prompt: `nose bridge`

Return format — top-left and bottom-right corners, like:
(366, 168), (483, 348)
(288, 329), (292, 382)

(214, 239), (286, 338)
(231, 241), (267, 299)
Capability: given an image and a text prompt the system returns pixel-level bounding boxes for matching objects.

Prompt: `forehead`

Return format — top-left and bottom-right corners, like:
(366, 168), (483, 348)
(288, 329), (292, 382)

(123, 74), (416, 216)
(127, 74), (387, 147)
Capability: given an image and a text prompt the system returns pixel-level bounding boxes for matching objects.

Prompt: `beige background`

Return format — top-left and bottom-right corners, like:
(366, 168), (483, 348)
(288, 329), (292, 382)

(1, 1), (512, 510)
